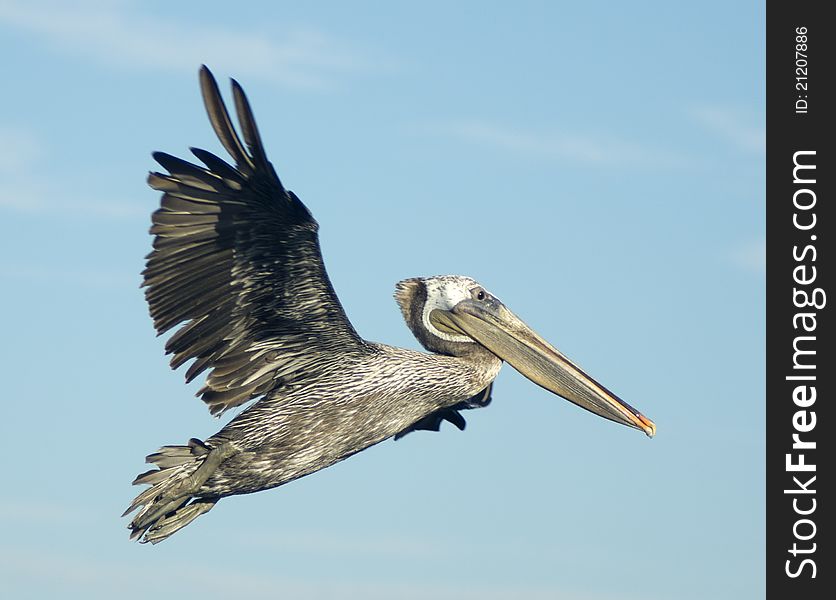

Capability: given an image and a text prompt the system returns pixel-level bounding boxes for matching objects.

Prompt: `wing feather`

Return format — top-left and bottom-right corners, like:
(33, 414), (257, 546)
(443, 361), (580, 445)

(144, 65), (369, 415)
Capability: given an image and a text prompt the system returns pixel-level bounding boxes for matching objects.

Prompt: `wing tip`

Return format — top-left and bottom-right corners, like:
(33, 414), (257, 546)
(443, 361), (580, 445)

(198, 64), (215, 87)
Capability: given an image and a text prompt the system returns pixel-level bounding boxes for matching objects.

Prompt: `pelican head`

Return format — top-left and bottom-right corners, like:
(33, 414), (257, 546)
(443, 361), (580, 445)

(395, 275), (656, 437)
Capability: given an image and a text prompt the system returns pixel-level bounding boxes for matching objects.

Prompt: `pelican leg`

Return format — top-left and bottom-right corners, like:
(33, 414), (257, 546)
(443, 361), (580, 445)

(174, 440), (238, 494)
(394, 383), (493, 440)
(130, 441), (238, 532)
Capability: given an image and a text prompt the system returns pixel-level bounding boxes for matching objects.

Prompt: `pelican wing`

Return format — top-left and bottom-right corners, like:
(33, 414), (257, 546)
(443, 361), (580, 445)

(144, 66), (368, 415)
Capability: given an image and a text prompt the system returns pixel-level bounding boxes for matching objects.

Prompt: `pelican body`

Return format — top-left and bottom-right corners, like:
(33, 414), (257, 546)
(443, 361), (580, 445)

(125, 67), (655, 543)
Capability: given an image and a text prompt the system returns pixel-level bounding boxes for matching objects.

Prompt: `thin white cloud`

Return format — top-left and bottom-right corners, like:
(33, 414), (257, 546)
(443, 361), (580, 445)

(690, 106), (765, 154)
(0, 262), (137, 289)
(234, 523), (619, 571)
(0, 184), (145, 218)
(438, 119), (686, 168)
(0, 125), (145, 219)
(0, 0), (369, 89)
(0, 180), (145, 218)
(730, 238), (765, 274)
(0, 499), (87, 525)
(238, 528), (445, 560)
(0, 126), (44, 173)
(0, 545), (631, 600)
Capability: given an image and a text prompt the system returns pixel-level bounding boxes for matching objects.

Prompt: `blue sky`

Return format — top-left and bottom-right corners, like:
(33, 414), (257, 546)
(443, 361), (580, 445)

(0, 1), (764, 598)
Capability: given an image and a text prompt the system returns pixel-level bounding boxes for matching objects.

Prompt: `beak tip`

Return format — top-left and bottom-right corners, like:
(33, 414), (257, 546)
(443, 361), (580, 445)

(639, 416), (656, 438)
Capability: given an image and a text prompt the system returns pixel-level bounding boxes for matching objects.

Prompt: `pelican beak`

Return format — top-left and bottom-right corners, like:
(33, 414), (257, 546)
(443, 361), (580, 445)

(430, 299), (656, 437)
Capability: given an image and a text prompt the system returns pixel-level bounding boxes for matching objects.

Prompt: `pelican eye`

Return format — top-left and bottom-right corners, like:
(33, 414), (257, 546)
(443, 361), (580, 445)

(474, 289), (486, 301)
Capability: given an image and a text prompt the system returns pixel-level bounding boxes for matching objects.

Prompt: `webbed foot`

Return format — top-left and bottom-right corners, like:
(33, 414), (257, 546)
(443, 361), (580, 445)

(395, 383), (493, 440)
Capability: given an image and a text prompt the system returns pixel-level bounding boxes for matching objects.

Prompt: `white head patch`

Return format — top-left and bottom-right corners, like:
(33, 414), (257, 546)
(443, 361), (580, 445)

(421, 275), (479, 343)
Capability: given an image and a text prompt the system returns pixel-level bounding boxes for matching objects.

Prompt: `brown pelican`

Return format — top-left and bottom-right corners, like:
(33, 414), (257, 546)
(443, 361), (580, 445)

(125, 66), (655, 544)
